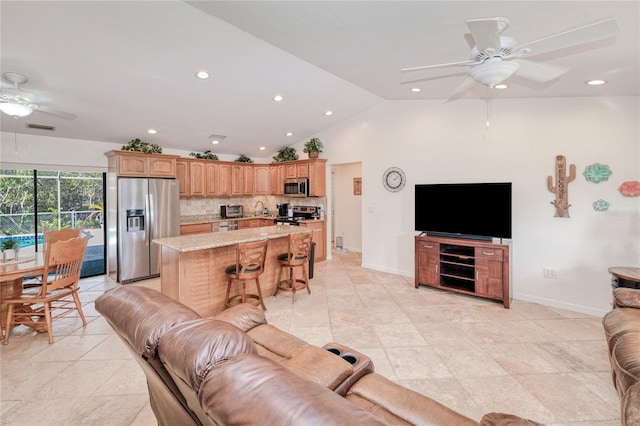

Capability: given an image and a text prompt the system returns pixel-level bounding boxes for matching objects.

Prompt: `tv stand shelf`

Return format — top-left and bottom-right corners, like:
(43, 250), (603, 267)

(415, 235), (511, 308)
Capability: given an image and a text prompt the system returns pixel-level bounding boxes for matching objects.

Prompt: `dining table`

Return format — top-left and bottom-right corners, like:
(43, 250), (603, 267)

(0, 252), (47, 333)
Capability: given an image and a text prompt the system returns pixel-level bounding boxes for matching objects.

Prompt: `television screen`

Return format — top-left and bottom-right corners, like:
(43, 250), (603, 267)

(415, 182), (512, 240)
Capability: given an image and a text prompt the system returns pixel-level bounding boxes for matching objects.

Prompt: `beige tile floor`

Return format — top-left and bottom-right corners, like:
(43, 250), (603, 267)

(1, 250), (620, 426)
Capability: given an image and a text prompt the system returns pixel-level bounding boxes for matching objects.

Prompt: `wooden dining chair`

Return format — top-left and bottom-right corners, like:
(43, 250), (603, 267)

(3, 235), (89, 344)
(224, 239), (269, 311)
(23, 227), (83, 288)
(273, 232), (313, 303)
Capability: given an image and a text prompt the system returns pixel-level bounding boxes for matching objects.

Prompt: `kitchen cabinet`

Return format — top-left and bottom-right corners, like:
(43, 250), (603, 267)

(296, 162), (309, 178)
(106, 151), (178, 178)
(307, 159), (327, 196)
(189, 161), (206, 197)
(205, 162), (220, 196)
(243, 164), (254, 195)
(231, 165), (243, 196)
(254, 165), (270, 195)
(180, 223), (212, 235)
(299, 220), (326, 261)
(270, 164), (284, 195)
(176, 159), (190, 197)
(219, 163), (232, 196)
(414, 235), (511, 308)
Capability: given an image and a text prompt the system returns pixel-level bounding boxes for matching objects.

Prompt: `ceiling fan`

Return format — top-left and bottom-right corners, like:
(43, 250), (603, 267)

(401, 17), (619, 97)
(0, 72), (76, 119)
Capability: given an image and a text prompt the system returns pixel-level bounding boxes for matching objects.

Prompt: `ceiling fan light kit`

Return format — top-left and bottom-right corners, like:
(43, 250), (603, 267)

(0, 102), (33, 117)
(468, 59), (520, 88)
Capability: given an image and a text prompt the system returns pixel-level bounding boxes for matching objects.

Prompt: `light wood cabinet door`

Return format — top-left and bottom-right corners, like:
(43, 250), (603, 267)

(284, 163), (297, 179)
(205, 163), (219, 196)
(117, 155), (148, 176)
(296, 162), (309, 178)
(254, 165), (270, 195)
(308, 159), (327, 196)
(270, 164), (284, 195)
(243, 164), (254, 195)
(148, 157), (177, 177)
(176, 160), (190, 197)
(190, 161), (206, 196)
(231, 165), (243, 196)
(219, 163), (232, 196)
(180, 223), (212, 235)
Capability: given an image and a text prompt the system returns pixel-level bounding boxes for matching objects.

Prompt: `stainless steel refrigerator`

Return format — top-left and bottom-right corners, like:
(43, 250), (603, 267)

(117, 178), (179, 283)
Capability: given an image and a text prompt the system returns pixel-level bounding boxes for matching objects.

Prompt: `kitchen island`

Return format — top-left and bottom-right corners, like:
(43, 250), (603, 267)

(153, 225), (313, 316)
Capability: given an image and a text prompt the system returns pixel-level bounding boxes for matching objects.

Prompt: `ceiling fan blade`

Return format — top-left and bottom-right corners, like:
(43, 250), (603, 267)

(513, 59), (569, 83)
(401, 60), (481, 73)
(36, 105), (77, 120)
(466, 18), (504, 52)
(510, 18), (619, 58)
(447, 76), (477, 100)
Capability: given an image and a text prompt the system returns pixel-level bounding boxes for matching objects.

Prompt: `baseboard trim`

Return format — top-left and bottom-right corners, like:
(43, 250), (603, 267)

(513, 292), (610, 317)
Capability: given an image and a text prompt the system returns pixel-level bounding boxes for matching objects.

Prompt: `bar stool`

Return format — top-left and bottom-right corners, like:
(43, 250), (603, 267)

(224, 239), (269, 311)
(273, 232), (313, 303)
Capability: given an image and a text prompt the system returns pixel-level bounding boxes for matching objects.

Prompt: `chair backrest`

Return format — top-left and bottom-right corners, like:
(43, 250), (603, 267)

(232, 239), (268, 279)
(43, 227), (82, 253)
(42, 235), (88, 293)
(286, 232), (313, 265)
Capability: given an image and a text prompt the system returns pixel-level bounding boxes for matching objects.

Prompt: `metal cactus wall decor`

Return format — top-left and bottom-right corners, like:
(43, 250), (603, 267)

(547, 155), (576, 218)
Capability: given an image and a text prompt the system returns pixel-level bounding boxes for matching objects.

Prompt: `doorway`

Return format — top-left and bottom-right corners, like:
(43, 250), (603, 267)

(330, 162), (362, 253)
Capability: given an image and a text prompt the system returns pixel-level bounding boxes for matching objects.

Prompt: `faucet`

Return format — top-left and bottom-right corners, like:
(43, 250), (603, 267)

(254, 200), (264, 216)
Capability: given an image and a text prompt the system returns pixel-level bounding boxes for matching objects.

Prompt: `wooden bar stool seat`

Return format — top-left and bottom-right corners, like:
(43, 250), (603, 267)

(273, 232), (313, 303)
(224, 239), (269, 311)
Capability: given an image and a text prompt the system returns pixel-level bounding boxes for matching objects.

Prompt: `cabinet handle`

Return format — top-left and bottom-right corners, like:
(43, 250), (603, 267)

(436, 265), (439, 273)
(424, 245), (433, 248)
(476, 272), (479, 280)
(482, 251), (495, 256)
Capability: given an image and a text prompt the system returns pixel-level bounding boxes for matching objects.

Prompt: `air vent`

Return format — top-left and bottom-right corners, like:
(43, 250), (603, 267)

(27, 123), (56, 131)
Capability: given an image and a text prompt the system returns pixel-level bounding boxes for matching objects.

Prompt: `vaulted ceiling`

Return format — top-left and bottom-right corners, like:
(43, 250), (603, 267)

(1, 1), (637, 157)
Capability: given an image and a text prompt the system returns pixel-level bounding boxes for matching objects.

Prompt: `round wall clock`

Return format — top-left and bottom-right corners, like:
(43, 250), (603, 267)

(382, 167), (406, 192)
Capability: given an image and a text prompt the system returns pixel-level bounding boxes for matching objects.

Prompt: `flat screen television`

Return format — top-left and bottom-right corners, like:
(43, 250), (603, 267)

(415, 182), (512, 240)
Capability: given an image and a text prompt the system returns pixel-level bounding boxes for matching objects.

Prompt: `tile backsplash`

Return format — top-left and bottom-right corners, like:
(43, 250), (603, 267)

(180, 195), (326, 218)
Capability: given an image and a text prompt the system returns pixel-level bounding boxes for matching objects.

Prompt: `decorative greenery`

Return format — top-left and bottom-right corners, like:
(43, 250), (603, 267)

(1, 239), (19, 251)
(121, 138), (162, 154)
(272, 147), (299, 162)
(189, 150), (219, 160)
(235, 154), (254, 163)
(303, 137), (323, 153)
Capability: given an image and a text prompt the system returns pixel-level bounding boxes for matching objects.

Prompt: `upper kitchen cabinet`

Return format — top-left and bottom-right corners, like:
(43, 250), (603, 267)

(307, 159), (327, 196)
(254, 165), (270, 195)
(270, 164), (284, 195)
(242, 164), (253, 195)
(106, 151), (178, 178)
(176, 159), (191, 197)
(219, 163), (232, 196)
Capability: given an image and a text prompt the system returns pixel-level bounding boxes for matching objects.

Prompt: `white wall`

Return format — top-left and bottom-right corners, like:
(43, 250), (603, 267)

(332, 162), (362, 252)
(312, 96), (639, 316)
(3, 96), (639, 315)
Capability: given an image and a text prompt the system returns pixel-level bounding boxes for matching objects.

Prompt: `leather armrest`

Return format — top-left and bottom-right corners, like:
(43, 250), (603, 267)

(211, 302), (266, 332)
(281, 345), (354, 390)
(614, 288), (640, 309)
(480, 412), (545, 425)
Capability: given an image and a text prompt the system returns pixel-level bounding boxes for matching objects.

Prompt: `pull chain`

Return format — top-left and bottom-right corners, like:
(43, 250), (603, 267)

(486, 86), (492, 128)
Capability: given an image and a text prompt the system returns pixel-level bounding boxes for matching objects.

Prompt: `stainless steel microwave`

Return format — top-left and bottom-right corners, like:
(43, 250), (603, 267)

(284, 179), (308, 197)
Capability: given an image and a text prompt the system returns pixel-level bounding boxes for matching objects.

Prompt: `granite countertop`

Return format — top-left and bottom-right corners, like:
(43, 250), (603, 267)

(153, 225), (312, 252)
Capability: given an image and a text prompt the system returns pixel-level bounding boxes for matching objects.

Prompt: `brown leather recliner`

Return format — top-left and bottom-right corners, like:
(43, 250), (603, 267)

(96, 286), (541, 426)
(602, 287), (640, 426)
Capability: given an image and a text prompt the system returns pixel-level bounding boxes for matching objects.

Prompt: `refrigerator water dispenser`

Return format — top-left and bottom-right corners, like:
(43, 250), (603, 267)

(126, 209), (145, 232)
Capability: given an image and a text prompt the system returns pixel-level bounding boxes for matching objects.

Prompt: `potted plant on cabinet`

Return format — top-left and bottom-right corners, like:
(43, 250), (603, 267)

(272, 147), (298, 162)
(303, 137), (323, 158)
(121, 138), (162, 154)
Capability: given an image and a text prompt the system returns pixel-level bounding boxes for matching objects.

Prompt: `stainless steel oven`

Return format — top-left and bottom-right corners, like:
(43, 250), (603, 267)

(284, 179), (308, 197)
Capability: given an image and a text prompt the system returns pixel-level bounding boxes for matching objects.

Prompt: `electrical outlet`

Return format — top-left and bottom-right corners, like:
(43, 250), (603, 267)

(543, 268), (557, 279)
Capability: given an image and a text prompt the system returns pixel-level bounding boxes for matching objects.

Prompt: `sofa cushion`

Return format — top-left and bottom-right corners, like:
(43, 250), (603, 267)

(211, 302), (266, 332)
(95, 286), (200, 357)
(479, 412), (545, 425)
(158, 318), (258, 391)
(346, 372), (478, 426)
(247, 323), (309, 361)
(198, 353), (387, 426)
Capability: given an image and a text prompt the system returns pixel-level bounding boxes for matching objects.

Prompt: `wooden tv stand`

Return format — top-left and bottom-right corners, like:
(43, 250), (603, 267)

(415, 235), (511, 308)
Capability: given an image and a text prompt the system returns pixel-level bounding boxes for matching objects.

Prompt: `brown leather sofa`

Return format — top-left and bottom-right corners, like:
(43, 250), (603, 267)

(95, 286), (541, 426)
(602, 287), (640, 426)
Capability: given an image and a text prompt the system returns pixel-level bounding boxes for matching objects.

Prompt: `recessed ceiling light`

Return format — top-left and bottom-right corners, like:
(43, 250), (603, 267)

(586, 79), (606, 86)
(196, 71), (210, 79)
(285, 132), (293, 136)
(211, 140), (220, 145)
(273, 95), (284, 102)
(259, 146), (266, 151)
(147, 129), (157, 134)
(494, 84), (508, 89)
(324, 110), (333, 116)
(410, 87), (421, 92)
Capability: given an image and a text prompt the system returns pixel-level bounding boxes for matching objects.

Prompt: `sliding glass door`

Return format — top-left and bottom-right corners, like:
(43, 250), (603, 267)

(0, 169), (106, 277)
